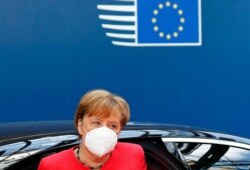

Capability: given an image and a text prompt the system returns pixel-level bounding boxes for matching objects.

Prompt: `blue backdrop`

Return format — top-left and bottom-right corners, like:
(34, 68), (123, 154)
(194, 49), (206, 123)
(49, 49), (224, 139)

(0, 0), (250, 138)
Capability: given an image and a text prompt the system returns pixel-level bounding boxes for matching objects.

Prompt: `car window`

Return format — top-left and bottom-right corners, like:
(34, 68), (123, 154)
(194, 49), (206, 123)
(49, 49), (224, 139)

(140, 140), (188, 170)
(164, 142), (191, 169)
(175, 142), (250, 170)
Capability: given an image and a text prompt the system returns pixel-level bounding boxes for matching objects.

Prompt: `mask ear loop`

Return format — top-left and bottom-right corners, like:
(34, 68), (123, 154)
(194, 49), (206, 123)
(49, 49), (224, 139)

(83, 126), (88, 133)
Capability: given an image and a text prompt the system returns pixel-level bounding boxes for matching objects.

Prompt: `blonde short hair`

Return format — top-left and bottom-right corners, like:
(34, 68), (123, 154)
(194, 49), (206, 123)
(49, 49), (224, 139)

(74, 89), (130, 131)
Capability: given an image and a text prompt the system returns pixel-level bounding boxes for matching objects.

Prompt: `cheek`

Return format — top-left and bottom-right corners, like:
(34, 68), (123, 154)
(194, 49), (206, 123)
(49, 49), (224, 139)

(117, 126), (122, 133)
(115, 129), (121, 136)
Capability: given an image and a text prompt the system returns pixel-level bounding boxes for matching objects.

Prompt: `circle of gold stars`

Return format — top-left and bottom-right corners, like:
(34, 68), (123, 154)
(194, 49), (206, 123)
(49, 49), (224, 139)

(152, 1), (185, 40)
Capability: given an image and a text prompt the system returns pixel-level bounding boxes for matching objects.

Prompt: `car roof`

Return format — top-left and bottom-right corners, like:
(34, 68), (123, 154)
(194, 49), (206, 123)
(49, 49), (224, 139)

(0, 120), (249, 145)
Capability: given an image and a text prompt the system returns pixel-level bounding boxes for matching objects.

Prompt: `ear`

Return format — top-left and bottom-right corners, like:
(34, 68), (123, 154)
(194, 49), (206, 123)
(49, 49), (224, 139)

(77, 119), (84, 135)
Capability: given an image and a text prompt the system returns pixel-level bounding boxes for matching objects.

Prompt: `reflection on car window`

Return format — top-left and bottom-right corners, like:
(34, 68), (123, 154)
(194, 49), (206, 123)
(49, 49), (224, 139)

(0, 135), (78, 170)
(176, 142), (250, 170)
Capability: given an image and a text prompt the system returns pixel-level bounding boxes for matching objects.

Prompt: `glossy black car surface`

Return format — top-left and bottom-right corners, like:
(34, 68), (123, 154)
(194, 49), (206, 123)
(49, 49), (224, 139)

(0, 121), (250, 170)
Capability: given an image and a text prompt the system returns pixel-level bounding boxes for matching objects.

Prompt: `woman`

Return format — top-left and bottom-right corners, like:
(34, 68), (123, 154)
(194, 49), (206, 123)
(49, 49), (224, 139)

(38, 89), (147, 170)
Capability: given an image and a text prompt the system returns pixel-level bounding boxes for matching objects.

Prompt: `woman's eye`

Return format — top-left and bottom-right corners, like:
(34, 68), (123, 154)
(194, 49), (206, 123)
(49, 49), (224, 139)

(92, 121), (101, 125)
(110, 124), (117, 129)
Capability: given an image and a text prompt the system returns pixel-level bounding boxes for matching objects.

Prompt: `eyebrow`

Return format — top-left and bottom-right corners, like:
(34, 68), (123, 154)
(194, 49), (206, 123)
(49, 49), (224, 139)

(88, 117), (101, 121)
(109, 121), (119, 124)
(89, 116), (120, 124)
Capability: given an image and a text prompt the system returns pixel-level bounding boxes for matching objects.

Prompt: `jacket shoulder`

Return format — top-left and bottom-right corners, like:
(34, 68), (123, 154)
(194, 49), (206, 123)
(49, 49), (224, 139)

(115, 142), (144, 155)
(38, 147), (76, 170)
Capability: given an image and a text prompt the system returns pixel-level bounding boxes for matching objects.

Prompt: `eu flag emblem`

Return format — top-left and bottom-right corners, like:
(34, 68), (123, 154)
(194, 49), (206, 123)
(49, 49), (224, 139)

(97, 0), (202, 47)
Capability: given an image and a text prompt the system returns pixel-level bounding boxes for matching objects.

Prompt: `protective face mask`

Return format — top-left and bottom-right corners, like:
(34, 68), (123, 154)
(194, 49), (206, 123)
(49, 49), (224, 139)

(84, 126), (118, 157)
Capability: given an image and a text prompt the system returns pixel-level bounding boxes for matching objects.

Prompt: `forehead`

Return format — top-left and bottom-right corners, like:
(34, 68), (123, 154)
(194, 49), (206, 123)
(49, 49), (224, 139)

(87, 105), (121, 121)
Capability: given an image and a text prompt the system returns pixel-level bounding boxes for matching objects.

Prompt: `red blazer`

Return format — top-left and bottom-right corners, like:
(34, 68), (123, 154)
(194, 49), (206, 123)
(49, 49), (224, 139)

(38, 142), (147, 170)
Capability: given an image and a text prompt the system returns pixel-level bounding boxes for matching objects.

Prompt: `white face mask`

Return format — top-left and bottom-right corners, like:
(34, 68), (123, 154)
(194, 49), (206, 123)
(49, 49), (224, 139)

(84, 126), (118, 157)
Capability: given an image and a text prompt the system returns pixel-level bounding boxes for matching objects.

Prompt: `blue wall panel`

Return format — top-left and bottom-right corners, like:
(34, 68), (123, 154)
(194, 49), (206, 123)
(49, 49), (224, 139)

(0, 0), (250, 138)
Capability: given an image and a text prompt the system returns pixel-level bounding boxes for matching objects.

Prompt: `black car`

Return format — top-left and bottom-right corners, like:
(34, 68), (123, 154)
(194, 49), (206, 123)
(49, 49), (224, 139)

(0, 121), (250, 170)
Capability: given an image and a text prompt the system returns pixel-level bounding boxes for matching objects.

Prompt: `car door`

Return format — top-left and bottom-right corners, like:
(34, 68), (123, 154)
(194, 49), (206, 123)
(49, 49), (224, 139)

(162, 138), (250, 170)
